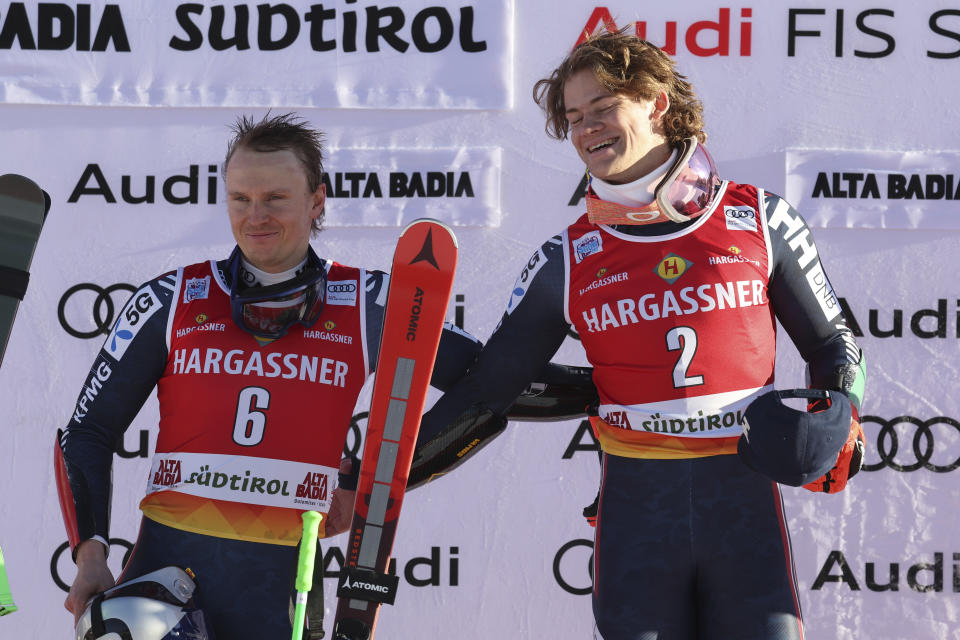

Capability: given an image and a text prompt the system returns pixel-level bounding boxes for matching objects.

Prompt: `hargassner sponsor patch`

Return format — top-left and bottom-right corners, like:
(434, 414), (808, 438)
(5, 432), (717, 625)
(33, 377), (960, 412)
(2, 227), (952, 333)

(326, 279), (358, 306)
(724, 206), (758, 231)
(104, 286), (161, 361)
(573, 231), (603, 263)
(506, 247), (547, 314)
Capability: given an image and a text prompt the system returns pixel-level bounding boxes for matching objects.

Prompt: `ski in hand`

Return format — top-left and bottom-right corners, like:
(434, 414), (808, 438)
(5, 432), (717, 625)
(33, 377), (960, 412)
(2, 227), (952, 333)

(333, 219), (458, 640)
(0, 174), (48, 368)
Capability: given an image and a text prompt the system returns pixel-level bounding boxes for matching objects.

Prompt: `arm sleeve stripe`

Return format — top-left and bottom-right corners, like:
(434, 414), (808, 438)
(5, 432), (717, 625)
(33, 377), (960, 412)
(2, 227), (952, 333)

(561, 229), (572, 327)
(757, 189), (775, 280)
(53, 435), (80, 554)
(164, 268), (185, 355)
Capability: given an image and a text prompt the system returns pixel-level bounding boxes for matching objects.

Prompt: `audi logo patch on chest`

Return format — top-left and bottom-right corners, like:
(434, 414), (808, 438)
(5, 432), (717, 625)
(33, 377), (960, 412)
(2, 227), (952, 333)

(326, 279), (358, 306)
(724, 206), (758, 231)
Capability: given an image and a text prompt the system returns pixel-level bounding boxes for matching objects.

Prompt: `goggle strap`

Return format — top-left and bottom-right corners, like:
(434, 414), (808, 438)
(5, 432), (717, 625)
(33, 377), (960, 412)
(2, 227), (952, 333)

(656, 137), (699, 223)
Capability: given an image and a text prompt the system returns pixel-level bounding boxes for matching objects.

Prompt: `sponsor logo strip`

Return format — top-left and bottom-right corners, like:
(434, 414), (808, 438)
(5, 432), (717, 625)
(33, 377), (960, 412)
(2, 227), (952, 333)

(598, 385), (771, 439)
(145, 453), (338, 512)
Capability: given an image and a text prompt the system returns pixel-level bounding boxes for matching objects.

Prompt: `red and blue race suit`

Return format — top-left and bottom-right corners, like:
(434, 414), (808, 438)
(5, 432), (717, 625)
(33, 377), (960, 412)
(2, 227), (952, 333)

(418, 185), (863, 640)
(56, 252), (481, 639)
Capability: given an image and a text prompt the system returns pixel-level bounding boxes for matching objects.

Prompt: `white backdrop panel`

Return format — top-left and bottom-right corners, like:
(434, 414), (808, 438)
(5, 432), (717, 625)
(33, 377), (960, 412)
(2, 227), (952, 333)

(0, 0), (513, 109)
(1, 1), (959, 639)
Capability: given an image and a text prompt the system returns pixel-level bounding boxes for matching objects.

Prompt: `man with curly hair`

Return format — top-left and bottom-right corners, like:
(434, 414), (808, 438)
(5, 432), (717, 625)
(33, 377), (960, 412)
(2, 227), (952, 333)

(415, 29), (865, 639)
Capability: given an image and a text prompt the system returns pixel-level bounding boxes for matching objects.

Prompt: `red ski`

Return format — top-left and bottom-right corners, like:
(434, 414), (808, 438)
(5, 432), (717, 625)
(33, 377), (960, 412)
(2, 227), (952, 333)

(333, 219), (457, 640)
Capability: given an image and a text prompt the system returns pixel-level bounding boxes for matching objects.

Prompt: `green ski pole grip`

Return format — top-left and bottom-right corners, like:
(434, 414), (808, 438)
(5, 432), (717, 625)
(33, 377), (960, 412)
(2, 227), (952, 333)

(292, 511), (323, 640)
(296, 510), (323, 593)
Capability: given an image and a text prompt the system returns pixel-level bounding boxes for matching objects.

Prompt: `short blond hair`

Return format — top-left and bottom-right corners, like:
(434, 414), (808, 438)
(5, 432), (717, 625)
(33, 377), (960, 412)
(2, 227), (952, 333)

(224, 113), (326, 235)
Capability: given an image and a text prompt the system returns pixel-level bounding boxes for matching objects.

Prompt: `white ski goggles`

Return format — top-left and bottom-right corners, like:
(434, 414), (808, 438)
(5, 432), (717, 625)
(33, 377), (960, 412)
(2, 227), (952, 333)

(586, 137), (721, 225)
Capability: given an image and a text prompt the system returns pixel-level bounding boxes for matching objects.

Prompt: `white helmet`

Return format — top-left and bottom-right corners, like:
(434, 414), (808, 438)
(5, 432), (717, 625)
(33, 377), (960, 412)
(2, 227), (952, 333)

(75, 566), (214, 640)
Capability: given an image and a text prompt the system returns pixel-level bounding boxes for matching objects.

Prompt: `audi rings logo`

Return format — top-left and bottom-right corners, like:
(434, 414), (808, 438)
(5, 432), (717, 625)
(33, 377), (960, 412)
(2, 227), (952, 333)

(58, 283), (137, 339)
(725, 208), (755, 219)
(328, 283), (357, 294)
(553, 538), (594, 595)
(861, 415), (960, 473)
(50, 538), (134, 592)
(344, 411), (368, 458)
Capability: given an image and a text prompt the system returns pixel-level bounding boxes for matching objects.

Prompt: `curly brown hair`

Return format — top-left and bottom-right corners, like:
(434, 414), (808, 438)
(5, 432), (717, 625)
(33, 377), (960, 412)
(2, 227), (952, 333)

(223, 112), (326, 235)
(533, 28), (706, 146)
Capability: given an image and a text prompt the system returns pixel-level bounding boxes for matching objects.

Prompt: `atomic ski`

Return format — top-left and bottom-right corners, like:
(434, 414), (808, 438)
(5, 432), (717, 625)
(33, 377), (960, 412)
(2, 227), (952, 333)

(332, 219), (457, 640)
(0, 174), (48, 367)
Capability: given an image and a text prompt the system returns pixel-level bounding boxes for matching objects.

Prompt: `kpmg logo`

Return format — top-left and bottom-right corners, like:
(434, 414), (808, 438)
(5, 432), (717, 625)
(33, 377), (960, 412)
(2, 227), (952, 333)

(72, 360), (113, 423)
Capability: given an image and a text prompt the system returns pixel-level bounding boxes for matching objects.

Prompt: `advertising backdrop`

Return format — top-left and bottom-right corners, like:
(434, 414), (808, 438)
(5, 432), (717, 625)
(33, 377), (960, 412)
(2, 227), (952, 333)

(2, 1), (959, 639)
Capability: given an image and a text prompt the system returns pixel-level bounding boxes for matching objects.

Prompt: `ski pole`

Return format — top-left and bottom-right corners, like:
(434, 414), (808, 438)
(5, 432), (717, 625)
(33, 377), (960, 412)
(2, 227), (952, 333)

(292, 511), (323, 640)
(0, 544), (17, 616)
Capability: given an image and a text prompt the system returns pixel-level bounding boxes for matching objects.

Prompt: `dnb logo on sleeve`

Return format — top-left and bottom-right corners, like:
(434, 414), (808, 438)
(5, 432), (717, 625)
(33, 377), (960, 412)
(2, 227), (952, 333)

(104, 286), (161, 361)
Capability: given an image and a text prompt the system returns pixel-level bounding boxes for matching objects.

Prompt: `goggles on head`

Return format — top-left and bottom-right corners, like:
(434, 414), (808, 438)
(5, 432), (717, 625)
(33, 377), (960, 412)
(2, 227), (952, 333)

(586, 136), (722, 225)
(227, 246), (327, 341)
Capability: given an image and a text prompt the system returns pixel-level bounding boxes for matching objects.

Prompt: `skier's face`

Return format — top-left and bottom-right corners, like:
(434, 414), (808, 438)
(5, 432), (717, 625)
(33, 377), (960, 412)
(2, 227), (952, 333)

(225, 147), (325, 273)
(563, 68), (671, 185)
